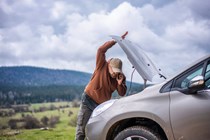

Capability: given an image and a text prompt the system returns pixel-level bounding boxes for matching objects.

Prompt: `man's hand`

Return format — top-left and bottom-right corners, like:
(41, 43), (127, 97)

(121, 31), (128, 39)
(116, 73), (125, 85)
(111, 31), (128, 44)
(104, 40), (116, 46)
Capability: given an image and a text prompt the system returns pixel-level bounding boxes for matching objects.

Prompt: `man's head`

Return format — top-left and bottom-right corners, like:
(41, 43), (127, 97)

(108, 58), (123, 78)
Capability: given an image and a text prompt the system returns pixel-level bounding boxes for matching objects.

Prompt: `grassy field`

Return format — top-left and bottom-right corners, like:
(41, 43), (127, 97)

(30, 102), (71, 110)
(0, 102), (79, 140)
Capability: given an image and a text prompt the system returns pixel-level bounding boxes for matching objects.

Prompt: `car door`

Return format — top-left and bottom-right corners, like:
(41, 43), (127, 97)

(169, 59), (210, 140)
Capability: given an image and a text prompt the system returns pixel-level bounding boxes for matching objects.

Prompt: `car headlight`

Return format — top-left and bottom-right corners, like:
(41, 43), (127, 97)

(91, 99), (117, 118)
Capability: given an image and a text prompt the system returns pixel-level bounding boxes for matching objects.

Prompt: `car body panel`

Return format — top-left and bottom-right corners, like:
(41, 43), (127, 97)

(170, 90), (210, 140)
(111, 35), (164, 82)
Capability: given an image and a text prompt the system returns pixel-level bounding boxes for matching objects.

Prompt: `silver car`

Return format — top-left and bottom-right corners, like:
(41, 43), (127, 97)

(86, 36), (210, 140)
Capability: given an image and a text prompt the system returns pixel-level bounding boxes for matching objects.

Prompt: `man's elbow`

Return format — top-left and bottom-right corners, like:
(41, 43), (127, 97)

(119, 90), (126, 97)
(98, 47), (103, 52)
(97, 47), (105, 54)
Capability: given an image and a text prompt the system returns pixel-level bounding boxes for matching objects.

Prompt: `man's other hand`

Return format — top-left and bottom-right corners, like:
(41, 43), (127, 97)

(121, 31), (128, 39)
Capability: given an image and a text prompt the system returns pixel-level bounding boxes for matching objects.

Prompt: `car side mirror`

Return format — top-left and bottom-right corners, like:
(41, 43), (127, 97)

(188, 75), (205, 94)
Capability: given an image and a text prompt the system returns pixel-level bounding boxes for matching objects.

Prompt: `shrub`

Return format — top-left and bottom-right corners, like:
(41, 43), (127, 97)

(41, 116), (49, 126)
(72, 100), (80, 108)
(39, 106), (47, 112)
(24, 115), (42, 129)
(21, 113), (25, 118)
(49, 116), (60, 128)
(8, 118), (24, 129)
(49, 104), (57, 110)
(1, 125), (8, 129)
(69, 115), (77, 127)
(68, 111), (73, 117)
(8, 119), (18, 129)
(0, 109), (15, 117)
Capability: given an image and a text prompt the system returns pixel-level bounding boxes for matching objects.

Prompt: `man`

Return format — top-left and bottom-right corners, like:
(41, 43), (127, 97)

(75, 33), (128, 140)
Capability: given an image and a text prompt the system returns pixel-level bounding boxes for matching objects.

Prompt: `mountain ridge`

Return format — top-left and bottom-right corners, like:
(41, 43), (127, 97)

(0, 66), (92, 87)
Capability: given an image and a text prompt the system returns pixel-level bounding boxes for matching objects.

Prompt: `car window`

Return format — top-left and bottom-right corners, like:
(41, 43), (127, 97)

(205, 62), (210, 88)
(160, 80), (173, 93)
(174, 64), (204, 89)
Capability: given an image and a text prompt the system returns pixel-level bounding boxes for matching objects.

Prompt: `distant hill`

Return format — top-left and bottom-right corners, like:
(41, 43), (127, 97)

(0, 66), (142, 105)
(0, 66), (91, 87)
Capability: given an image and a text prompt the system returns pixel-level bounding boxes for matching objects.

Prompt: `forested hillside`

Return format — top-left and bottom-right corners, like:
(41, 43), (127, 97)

(0, 66), (91, 86)
(0, 66), (142, 106)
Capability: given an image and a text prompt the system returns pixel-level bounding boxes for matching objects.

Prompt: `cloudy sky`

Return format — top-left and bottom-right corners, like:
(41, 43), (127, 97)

(0, 0), (210, 83)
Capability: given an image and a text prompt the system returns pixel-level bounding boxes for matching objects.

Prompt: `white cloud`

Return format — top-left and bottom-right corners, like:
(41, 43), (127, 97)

(0, 1), (13, 14)
(179, 0), (210, 19)
(50, 1), (80, 20)
(164, 20), (210, 48)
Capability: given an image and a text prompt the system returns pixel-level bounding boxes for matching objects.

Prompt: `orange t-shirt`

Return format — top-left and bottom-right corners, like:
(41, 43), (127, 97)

(84, 41), (127, 104)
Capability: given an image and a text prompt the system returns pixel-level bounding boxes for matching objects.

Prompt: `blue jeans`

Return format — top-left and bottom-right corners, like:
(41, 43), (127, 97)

(75, 93), (98, 140)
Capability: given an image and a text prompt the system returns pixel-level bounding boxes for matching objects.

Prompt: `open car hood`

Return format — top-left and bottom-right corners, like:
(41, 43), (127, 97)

(111, 35), (165, 82)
